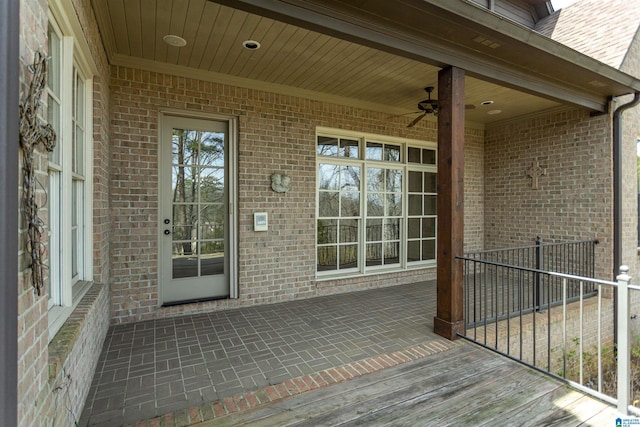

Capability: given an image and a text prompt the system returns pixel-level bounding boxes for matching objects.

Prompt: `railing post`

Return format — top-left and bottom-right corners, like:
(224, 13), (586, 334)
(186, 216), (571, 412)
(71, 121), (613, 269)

(535, 236), (542, 311)
(617, 265), (631, 415)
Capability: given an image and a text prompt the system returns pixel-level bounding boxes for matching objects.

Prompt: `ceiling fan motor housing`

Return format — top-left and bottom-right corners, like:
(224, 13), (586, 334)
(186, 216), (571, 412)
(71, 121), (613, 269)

(417, 86), (438, 114)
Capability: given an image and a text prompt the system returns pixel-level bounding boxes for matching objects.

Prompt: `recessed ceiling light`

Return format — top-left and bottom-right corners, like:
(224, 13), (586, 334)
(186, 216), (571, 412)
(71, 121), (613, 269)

(481, 100), (494, 106)
(163, 35), (187, 47)
(242, 40), (261, 50)
(487, 109), (502, 115)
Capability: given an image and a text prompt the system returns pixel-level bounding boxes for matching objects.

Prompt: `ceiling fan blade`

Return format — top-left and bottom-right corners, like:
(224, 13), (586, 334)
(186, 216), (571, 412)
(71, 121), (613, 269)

(387, 111), (422, 120)
(407, 113), (426, 128)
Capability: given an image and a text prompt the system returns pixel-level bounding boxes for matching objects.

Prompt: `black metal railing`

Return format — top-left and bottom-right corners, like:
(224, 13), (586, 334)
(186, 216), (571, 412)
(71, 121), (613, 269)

(460, 237), (599, 328)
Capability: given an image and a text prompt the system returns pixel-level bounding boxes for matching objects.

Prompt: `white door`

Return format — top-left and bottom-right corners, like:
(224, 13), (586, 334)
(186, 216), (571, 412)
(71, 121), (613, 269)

(159, 114), (236, 305)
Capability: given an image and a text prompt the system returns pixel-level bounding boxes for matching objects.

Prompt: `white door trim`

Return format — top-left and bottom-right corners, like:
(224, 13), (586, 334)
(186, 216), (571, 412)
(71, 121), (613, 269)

(157, 110), (238, 305)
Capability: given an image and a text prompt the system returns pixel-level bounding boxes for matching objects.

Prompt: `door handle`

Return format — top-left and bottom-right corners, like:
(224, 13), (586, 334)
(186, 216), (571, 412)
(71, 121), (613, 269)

(164, 229), (171, 235)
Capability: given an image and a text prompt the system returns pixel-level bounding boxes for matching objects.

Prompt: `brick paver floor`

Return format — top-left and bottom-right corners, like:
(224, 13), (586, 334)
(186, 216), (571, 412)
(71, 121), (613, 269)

(79, 280), (449, 426)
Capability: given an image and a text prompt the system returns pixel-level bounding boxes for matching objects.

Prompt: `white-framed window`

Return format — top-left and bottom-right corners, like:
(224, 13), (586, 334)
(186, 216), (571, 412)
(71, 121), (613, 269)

(46, 6), (94, 339)
(316, 129), (437, 277)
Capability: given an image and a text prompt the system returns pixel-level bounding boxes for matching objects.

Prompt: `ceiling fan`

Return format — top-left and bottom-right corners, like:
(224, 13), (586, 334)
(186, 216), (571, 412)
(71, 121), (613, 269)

(406, 87), (475, 128)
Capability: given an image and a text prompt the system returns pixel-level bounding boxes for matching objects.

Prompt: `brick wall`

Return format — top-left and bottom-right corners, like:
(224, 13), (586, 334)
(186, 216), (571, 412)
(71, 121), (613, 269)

(109, 69), (486, 323)
(620, 30), (640, 280)
(484, 108), (613, 280)
(17, 0), (54, 424)
(17, 0), (111, 426)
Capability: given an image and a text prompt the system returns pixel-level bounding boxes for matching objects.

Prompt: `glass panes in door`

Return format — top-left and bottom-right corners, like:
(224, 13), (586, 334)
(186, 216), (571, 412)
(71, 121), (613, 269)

(171, 128), (226, 279)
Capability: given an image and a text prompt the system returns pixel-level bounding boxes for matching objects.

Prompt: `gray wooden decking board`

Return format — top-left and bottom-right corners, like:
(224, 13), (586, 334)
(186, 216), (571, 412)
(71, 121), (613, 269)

(204, 343), (622, 427)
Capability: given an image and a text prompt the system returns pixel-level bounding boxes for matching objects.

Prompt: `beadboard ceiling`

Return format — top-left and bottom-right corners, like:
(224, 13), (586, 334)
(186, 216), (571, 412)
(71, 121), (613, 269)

(91, 0), (566, 125)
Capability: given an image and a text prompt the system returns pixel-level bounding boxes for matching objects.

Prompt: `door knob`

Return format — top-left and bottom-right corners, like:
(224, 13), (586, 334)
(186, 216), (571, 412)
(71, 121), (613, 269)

(164, 219), (170, 224)
(164, 229), (171, 235)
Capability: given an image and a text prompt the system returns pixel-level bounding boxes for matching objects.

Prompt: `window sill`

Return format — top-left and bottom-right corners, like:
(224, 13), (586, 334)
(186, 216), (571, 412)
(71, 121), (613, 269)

(48, 283), (103, 380)
(316, 261), (436, 282)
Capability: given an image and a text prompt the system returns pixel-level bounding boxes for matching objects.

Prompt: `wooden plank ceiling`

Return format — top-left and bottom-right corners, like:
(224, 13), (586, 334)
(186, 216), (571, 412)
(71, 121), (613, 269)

(92, 0), (563, 124)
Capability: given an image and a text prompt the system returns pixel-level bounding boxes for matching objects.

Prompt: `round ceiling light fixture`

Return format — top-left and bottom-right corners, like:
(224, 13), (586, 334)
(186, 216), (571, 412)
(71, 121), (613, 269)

(163, 34), (187, 47)
(242, 40), (261, 50)
(487, 109), (502, 115)
(480, 100), (494, 106)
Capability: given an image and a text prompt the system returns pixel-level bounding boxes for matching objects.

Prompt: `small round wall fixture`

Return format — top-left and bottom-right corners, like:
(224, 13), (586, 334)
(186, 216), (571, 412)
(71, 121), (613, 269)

(163, 34), (187, 47)
(243, 40), (261, 50)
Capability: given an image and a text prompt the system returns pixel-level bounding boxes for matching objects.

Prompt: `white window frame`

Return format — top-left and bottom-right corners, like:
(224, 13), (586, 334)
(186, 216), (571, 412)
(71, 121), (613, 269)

(316, 127), (437, 279)
(47, 2), (96, 340)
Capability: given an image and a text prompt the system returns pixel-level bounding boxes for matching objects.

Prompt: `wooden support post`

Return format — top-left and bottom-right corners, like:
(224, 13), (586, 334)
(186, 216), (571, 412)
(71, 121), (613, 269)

(434, 66), (466, 340)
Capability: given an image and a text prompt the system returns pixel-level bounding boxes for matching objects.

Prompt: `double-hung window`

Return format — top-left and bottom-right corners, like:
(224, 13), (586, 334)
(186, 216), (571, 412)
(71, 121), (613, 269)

(47, 7), (94, 339)
(316, 129), (437, 277)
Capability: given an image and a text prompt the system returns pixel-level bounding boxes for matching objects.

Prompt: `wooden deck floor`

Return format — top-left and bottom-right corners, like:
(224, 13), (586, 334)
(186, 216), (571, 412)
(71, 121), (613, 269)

(202, 343), (620, 427)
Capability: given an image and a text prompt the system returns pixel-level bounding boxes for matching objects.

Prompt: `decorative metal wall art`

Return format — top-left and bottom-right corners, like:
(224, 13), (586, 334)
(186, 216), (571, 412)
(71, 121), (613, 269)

(19, 51), (57, 296)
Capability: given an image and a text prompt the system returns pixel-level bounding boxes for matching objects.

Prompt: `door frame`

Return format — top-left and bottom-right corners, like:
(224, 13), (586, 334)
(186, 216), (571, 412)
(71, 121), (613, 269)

(157, 110), (238, 305)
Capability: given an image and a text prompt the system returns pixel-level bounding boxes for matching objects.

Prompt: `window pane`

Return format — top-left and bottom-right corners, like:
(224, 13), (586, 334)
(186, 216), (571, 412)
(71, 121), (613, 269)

(173, 204), (197, 240)
(199, 167), (225, 203)
(366, 142), (383, 160)
(318, 163), (339, 190)
(384, 242), (400, 264)
(71, 227), (78, 278)
(318, 192), (339, 217)
(386, 169), (402, 192)
(339, 219), (358, 243)
(408, 218), (420, 239)
(422, 239), (436, 261)
(408, 194), (422, 216)
(172, 129), (200, 166)
(200, 132), (225, 167)
(367, 193), (384, 217)
(385, 219), (400, 240)
(366, 219), (382, 242)
(408, 147), (420, 163)
(422, 149), (436, 165)
(173, 243), (198, 278)
(339, 245), (358, 269)
(366, 243), (382, 266)
(408, 171), (421, 192)
(200, 205), (225, 239)
(201, 241), (224, 276)
(47, 95), (61, 164)
(424, 173), (437, 193)
(340, 192), (360, 217)
(74, 126), (84, 174)
(340, 138), (359, 158)
(384, 145), (401, 162)
(341, 166), (360, 191)
(422, 217), (436, 238)
(317, 136), (339, 156)
(76, 74), (85, 123)
(424, 195), (437, 215)
(47, 25), (61, 95)
(367, 167), (383, 191)
(317, 246), (337, 271)
(407, 240), (420, 262)
(317, 219), (337, 244)
(386, 193), (402, 217)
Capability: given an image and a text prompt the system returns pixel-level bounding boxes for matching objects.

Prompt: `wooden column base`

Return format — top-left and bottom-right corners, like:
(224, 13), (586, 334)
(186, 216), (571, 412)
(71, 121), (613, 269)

(433, 316), (466, 340)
